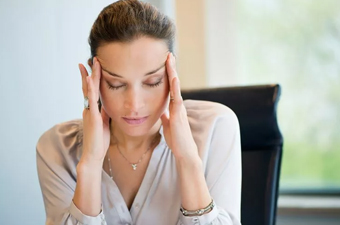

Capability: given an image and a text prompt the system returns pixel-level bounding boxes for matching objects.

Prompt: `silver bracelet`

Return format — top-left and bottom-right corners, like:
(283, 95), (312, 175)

(180, 199), (215, 216)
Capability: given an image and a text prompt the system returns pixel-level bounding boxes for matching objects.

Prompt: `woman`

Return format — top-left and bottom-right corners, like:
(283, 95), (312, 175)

(36, 0), (242, 224)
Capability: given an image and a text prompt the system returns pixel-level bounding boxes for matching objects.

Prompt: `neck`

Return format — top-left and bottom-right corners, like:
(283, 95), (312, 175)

(110, 118), (162, 154)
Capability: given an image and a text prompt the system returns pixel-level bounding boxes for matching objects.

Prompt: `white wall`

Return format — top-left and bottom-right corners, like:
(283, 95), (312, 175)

(205, 0), (237, 87)
(0, 1), (116, 224)
(175, 0), (237, 89)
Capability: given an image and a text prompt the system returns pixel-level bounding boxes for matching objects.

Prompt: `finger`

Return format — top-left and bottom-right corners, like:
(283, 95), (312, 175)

(86, 76), (99, 114)
(79, 63), (89, 97)
(167, 53), (182, 103)
(171, 76), (183, 106)
(91, 57), (101, 101)
(160, 112), (169, 130)
(170, 53), (178, 78)
(101, 104), (110, 127)
(166, 52), (176, 97)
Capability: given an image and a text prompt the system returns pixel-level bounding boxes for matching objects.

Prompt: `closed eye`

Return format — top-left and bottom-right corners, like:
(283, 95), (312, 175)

(107, 83), (125, 90)
(146, 80), (163, 88)
(106, 79), (163, 90)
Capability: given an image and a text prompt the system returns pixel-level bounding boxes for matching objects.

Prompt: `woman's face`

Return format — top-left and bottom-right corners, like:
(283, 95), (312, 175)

(96, 37), (170, 137)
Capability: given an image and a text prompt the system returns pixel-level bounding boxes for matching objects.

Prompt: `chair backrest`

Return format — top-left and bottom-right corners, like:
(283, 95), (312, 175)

(181, 84), (283, 225)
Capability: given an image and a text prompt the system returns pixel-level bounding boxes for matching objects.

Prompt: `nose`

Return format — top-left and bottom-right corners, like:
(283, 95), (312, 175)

(124, 87), (145, 113)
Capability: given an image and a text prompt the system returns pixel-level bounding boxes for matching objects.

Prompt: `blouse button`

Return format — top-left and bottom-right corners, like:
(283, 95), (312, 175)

(192, 217), (199, 224)
(135, 203), (140, 209)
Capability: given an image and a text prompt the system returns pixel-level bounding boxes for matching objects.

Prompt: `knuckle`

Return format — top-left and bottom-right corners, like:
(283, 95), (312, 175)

(177, 97), (183, 104)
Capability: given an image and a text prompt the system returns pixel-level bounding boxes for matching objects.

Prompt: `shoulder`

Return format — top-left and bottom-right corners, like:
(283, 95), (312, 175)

(36, 119), (84, 164)
(183, 99), (239, 131)
(183, 99), (240, 158)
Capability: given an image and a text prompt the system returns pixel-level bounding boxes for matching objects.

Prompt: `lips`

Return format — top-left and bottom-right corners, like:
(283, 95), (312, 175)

(122, 116), (148, 125)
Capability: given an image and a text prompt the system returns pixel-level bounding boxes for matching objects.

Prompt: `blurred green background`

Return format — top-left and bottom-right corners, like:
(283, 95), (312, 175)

(236, 0), (340, 189)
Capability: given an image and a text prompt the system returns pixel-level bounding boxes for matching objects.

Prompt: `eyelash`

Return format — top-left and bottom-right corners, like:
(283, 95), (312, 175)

(107, 80), (163, 90)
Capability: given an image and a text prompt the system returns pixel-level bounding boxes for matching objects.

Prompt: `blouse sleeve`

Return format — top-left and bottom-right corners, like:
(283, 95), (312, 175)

(178, 107), (242, 225)
(36, 120), (107, 225)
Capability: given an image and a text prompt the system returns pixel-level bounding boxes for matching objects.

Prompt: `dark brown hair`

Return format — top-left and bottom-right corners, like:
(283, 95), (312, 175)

(87, 0), (176, 66)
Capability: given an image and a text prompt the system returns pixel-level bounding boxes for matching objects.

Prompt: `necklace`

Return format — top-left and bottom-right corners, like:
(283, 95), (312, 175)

(107, 134), (160, 175)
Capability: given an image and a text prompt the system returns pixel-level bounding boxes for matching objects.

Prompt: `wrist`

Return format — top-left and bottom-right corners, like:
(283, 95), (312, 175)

(176, 155), (211, 211)
(74, 159), (103, 217)
(77, 158), (103, 175)
(176, 155), (202, 172)
(180, 199), (215, 216)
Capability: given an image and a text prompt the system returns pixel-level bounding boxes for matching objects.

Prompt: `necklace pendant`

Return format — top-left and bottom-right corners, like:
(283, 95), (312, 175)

(132, 164), (137, 170)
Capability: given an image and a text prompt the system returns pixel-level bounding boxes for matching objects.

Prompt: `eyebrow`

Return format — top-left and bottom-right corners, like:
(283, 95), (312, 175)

(101, 63), (165, 78)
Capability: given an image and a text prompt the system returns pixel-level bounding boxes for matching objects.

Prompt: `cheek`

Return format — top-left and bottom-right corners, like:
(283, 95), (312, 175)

(151, 81), (170, 115)
(99, 81), (120, 116)
(159, 75), (170, 98)
(152, 80), (170, 103)
(99, 81), (109, 103)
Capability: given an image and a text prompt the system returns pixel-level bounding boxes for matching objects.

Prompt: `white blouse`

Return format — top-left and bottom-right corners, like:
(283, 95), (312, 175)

(36, 99), (242, 225)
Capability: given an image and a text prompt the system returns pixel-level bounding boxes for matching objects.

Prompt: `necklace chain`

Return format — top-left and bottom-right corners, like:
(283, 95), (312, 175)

(117, 143), (151, 170)
(107, 134), (160, 176)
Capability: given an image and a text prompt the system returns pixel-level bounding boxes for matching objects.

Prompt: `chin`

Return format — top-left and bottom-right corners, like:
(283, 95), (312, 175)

(122, 127), (149, 137)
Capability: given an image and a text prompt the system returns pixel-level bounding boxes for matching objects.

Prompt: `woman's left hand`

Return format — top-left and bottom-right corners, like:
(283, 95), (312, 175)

(160, 53), (200, 161)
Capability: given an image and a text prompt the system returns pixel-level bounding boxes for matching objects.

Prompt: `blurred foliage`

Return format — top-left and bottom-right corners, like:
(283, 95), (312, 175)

(236, 0), (340, 189)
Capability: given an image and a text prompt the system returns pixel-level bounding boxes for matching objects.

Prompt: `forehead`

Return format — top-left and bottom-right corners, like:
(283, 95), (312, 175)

(97, 37), (169, 77)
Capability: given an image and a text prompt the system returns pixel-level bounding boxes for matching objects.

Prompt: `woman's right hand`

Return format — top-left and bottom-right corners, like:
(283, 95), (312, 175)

(78, 57), (111, 167)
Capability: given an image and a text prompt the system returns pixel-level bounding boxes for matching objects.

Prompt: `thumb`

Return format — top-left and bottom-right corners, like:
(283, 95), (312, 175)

(101, 105), (110, 128)
(160, 113), (169, 130)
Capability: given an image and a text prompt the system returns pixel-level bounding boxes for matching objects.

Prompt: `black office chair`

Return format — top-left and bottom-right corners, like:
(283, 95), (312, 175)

(181, 84), (283, 225)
